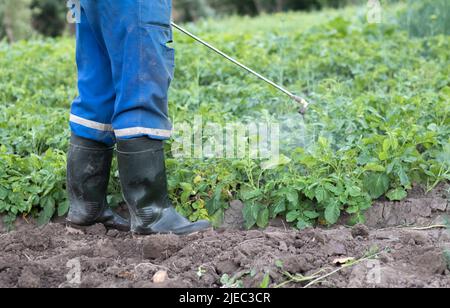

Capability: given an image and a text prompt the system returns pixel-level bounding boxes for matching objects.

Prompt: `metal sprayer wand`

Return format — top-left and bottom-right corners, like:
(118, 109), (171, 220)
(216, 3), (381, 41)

(171, 22), (309, 114)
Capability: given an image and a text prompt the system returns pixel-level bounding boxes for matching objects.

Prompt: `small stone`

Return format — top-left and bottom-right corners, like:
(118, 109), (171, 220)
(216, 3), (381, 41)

(278, 241), (288, 251)
(153, 270), (168, 284)
(106, 229), (119, 238)
(66, 226), (84, 235)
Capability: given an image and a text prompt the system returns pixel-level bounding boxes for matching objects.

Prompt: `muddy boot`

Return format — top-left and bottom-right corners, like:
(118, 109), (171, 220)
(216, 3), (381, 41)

(117, 137), (211, 235)
(67, 134), (130, 231)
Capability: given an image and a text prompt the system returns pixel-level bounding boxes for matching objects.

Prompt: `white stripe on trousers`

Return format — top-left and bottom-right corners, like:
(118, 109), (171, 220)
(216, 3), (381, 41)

(70, 114), (113, 131)
(114, 127), (172, 138)
(70, 114), (172, 138)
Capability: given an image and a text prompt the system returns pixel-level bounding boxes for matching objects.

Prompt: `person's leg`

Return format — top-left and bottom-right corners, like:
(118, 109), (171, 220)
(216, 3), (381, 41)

(91, 0), (210, 234)
(67, 4), (128, 231)
(69, 5), (116, 145)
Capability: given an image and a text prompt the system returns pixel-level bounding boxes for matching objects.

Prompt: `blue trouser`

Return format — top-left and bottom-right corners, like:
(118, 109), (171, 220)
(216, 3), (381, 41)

(70, 0), (175, 146)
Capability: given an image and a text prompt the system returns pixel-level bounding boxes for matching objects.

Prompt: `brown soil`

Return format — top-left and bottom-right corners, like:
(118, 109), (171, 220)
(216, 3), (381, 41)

(0, 184), (449, 288)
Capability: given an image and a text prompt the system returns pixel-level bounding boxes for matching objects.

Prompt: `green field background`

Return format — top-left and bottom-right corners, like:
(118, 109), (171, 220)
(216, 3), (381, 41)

(0, 2), (448, 228)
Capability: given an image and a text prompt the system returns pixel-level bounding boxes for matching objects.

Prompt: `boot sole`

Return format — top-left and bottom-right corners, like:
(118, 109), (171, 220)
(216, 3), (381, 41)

(132, 226), (213, 236)
(66, 219), (130, 232)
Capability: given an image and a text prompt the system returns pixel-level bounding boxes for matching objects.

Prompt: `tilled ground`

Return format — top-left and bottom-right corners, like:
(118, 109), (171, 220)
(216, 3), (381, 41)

(0, 185), (449, 288)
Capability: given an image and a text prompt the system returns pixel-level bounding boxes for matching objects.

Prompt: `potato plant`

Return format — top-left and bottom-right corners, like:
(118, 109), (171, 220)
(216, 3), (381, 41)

(0, 3), (448, 228)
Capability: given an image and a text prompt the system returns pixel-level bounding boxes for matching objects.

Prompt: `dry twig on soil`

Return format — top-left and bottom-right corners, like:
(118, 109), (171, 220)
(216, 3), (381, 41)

(275, 251), (382, 288)
(407, 225), (447, 231)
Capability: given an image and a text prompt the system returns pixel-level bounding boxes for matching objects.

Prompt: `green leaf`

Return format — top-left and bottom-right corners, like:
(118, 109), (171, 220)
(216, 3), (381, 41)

(383, 139), (393, 152)
(257, 207), (269, 228)
(243, 203), (256, 229)
(348, 213), (366, 225)
(271, 200), (286, 217)
(347, 185), (362, 197)
(0, 186), (8, 200)
(324, 183), (343, 196)
(304, 210), (320, 219)
(397, 167), (410, 187)
(214, 185), (224, 202)
(180, 182), (193, 192)
(241, 187), (262, 201)
(243, 202), (259, 229)
(386, 188), (407, 201)
(345, 205), (359, 214)
(261, 154), (291, 170)
(259, 273), (271, 288)
(364, 163), (385, 172)
(315, 187), (327, 203)
(378, 151), (389, 161)
(286, 189), (299, 206)
(286, 210), (300, 222)
(324, 202), (340, 224)
(206, 198), (220, 214)
(57, 200), (69, 217)
(220, 274), (230, 285)
(210, 209), (224, 228)
(304, 188), (315, 200)
(386, 161), (396, 174)
(296, 218), (312, 230)
(363, 172), (390, 199)
(37, 199), (55, 226)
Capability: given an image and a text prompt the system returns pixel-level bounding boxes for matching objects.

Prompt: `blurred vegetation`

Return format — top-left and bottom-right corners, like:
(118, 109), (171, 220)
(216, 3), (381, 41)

(2, 0), (448, 42)
(1, 0), (368, 42)
(3, 0), (448, 42)
(31, 0), (68, 37)
(0, 0), (33, 42)
(1, 4), (449, 227)
(173, 0), (363, 20)
(399, 0), (449, 37)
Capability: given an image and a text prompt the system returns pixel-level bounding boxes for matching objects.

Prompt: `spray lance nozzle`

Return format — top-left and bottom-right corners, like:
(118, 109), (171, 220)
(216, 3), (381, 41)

(292, 95), (309, 115)
(172, 22), (311, 116)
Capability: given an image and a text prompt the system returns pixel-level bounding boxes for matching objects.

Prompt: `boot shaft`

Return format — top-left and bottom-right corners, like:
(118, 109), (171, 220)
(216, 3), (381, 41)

(67, 135), (113, 210)
(66, 134), (130, 231)
(117, 137), (211, 235)
(117, 137), (168, 229)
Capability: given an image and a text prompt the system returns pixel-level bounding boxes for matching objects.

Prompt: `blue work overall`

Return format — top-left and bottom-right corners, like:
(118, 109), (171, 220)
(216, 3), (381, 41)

(70, 0), (175, 146)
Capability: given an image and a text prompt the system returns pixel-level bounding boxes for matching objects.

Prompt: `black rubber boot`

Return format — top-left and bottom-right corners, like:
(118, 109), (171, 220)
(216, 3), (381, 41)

(117, 137), (211, 235)
(67, 134), (130, 231)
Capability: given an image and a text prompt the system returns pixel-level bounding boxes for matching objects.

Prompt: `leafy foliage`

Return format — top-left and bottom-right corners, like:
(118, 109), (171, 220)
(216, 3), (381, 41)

(398, 0), (450, 37)
(0, 0), (33, 42)
(0, 4), (449, 228)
